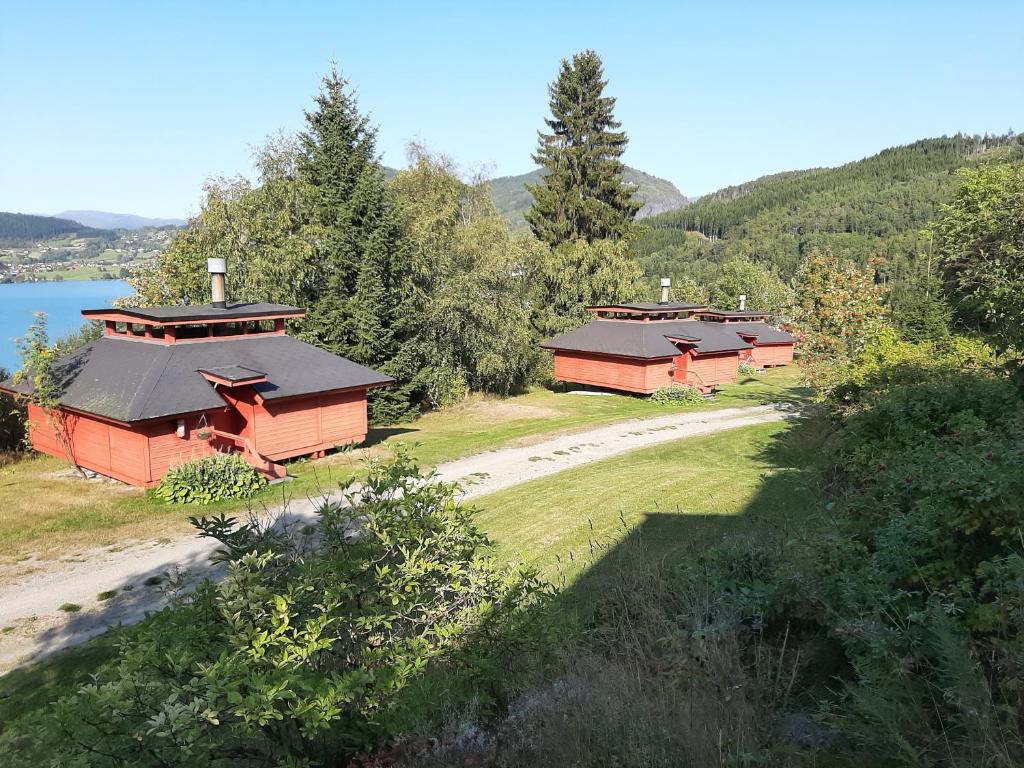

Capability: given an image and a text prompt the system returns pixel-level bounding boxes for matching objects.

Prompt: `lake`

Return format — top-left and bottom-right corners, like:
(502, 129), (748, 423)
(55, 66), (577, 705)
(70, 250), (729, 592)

(0, 280), (134, 374)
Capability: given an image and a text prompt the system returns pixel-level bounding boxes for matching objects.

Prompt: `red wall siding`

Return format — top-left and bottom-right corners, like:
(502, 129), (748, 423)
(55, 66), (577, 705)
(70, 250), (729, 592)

(747, 343), (795, 368)
(27, 404), (182, 486)
(252, 389), (369, 461)
(552, 351), (672, 394)
(680, 351), (740, 391)
(318, 389), (367, 444)
(142, 416), (216, 483)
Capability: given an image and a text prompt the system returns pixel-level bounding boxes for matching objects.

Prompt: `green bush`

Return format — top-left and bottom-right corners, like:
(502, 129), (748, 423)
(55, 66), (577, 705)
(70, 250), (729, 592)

(9, 451), (548, 765)
(650, 384), (704, 405)
(0, 366), (26, 454)
(155, 452), (267, 505)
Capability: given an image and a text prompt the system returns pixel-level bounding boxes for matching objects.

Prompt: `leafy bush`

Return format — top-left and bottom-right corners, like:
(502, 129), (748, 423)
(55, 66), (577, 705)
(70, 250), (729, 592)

(10, 452), (548, 765)
(738, 359), (761, 375)
(155, 452), (267, 505)
(650, 384), (704, 405)
(829, 325), (999, 414)
(0, 367), (26, 454)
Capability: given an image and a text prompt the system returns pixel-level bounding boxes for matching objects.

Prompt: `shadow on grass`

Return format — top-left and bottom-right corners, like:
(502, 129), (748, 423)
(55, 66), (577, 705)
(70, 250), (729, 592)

(363, 426), (419, 448)
(553, 412), (829, 613)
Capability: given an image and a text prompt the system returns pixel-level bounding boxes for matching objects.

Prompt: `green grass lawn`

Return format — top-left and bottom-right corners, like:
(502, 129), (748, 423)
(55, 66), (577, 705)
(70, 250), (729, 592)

(0, 367), (808, 561)
(472, 415), (826, 591)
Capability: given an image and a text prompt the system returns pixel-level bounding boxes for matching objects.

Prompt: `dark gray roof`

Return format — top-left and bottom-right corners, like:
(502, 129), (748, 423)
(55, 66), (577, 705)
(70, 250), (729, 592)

(1, 335), (392, 422)
(541, 319), (754, 359)
(588, 302), (706, 312)
(727, 322), (796, 344)
(82, 302), (304, 323)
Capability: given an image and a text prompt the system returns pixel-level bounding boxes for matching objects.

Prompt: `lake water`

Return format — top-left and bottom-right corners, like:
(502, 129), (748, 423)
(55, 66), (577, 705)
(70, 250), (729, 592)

(0, 280), (134, 373)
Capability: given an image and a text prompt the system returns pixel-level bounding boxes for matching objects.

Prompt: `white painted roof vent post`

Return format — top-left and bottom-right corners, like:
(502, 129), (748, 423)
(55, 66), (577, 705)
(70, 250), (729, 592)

(208, 258), (227, 309)
(660, 277), (671, 304)
(738, 294), (747, 311)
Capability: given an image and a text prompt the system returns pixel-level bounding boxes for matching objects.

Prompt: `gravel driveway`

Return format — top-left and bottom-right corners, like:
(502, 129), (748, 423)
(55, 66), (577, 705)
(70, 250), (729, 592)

(0, 403), (790, 672)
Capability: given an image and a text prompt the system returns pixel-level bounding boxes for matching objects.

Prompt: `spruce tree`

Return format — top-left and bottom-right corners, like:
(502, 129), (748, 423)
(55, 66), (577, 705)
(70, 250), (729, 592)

(525, 50), (640, 246)
(297, 68), (422, 421)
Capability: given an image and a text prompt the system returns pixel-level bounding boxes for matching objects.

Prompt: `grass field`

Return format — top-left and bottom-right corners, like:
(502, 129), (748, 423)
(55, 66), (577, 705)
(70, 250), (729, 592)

(0, 367), (807, 561)
(473, 416), (824, 588)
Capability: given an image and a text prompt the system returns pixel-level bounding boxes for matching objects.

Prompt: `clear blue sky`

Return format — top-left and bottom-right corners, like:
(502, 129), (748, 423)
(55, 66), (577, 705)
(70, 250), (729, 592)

(2, 1), (1022, 219)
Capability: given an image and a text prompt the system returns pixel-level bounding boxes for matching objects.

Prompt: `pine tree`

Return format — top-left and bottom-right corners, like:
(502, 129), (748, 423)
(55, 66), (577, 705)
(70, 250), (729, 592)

(525, 50), (640, 246)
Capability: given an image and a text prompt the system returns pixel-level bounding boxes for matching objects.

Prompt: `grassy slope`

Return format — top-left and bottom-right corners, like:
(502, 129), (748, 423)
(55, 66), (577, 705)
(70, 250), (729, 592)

(474, 418), (818, 586)
(0, 367), (805, 561)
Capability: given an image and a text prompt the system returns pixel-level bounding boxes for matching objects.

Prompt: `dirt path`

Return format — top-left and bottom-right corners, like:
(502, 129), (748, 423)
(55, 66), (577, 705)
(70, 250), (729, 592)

(0, 404), (791, 672)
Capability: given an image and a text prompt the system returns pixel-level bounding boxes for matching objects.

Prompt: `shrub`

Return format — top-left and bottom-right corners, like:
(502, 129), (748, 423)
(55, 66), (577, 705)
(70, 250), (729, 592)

(650, 384), (704, 405)
(155, 452), (267, 505)
(11, 451), (548, 765)
(0, 366), (26, 454)
(738, 359), (761, 375)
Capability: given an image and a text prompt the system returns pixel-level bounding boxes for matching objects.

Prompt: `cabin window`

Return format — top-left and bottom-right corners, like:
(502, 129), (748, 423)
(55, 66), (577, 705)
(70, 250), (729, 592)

(148, 325), (165, 339)
(130, 323), (147, 336)
(113, 321), (128, 334)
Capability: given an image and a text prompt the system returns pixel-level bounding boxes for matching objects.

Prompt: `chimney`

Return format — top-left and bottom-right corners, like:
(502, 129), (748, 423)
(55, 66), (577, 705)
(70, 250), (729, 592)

(738, 294), (747, 311)
(207, 258), (227, 309)
(659, 277), (671, 304)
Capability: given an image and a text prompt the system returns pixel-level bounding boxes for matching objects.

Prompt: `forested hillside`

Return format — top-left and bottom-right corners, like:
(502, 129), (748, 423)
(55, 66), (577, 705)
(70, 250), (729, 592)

(490, 165), (687, 229)
(0, 212), (112, 246)
(635, 134), (1024, 286)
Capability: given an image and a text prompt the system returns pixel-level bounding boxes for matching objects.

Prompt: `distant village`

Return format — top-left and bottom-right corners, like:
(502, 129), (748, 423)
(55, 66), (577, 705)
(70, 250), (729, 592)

(0, 226), (175, 282)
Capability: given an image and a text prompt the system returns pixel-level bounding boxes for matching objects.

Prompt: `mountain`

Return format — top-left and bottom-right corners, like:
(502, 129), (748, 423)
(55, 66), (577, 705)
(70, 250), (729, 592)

(487, 166), (688, 229)
(636, 134), (1024, 283)
(55, 210), (186, 230)
(0, 212), (114, 246)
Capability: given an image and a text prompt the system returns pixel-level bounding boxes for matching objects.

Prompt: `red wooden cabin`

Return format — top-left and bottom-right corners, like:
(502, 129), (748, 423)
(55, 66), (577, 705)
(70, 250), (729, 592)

(542, 298), (795, 395)
(1, 289), (392, 487)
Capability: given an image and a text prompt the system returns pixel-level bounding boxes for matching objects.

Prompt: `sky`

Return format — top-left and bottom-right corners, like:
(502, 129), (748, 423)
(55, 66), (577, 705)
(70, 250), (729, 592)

(2, 1), (1023, 220)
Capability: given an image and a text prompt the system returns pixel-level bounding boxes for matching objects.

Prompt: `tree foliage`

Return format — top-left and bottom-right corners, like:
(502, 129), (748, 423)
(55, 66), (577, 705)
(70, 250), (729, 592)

(12, 312), (84, 474)
(793, 251), (887, 396)
(525, 50), (640, 246)
(391, 145), (543, 406)
(0, 366), (25, 453)
(526, 237), (645, 339)
(935, 160), (1024, 355)
(707, 259), (792, 316)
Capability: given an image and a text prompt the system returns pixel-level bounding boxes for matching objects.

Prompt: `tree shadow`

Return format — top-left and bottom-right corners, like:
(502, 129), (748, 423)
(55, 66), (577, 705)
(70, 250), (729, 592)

(363, 426), (419, 448)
